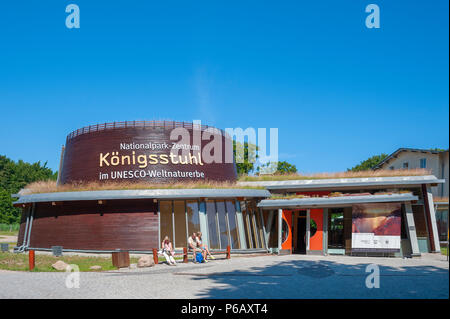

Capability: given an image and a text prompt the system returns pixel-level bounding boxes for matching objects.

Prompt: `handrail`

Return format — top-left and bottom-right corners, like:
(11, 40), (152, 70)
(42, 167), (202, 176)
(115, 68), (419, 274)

(65, 120), (224, 142)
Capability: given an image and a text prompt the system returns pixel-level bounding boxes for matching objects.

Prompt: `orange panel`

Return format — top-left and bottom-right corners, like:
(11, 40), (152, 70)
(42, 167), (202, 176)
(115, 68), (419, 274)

(281, 210), (292, 252)
(309, 209), (323, 251)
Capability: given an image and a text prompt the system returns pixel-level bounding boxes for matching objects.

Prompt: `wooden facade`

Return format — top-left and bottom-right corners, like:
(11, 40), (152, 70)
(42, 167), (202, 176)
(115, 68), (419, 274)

(60, 122), (237, 184)
(18, 200), (158, 251)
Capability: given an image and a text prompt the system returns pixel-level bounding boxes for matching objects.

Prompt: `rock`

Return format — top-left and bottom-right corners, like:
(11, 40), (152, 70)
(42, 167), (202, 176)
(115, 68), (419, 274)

(137, 255), (154, 268)
(89, 265), (102, 270)
(52, 260), (69, 271)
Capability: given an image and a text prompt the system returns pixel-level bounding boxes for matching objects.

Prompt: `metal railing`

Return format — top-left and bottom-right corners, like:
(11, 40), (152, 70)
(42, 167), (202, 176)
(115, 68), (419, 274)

(66, 120), (223, 142)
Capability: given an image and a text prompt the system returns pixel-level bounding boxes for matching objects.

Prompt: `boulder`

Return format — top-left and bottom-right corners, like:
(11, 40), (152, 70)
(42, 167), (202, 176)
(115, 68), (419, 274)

(52, 260), (69, 271)
(137, 255), (154, 268)
(89, 265), (102, 270)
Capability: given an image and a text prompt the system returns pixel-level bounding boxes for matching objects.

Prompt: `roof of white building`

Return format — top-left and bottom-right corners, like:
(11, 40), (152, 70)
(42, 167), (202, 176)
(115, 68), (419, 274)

(373, 148), (449, 169)
(257, 193), (418, 209)
(238, 175), (444, 192)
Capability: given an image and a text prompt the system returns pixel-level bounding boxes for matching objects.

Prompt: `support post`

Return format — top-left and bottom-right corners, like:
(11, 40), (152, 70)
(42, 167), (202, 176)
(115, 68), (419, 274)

(226, 245), (231, 259)
(422, 185), (441, 252)
(277, 209), (282, 254)
(152, 248), (159, 265)
(306, 209), (311, 251)
(405, 202), (421, 257)
(323, 208), (328, 255)
(29, 250), (35, 271)
(183, 247), (188, 263)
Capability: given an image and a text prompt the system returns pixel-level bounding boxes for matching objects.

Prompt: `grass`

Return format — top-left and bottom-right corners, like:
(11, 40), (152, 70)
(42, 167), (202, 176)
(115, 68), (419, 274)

(0, 231), (18, 237)
(0, 251), (141, 272)
(268, 190), (413, 200)
(0, 249), (185, 272)
(441, 246), (448, 256)
(22, 180), (264, 195)
(239, 168), (431, 182)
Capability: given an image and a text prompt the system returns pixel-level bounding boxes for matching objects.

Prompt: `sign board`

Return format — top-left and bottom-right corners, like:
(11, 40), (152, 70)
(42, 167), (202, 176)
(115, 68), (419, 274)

(60, 123), (237, 184)
(351, 203), (402, 253)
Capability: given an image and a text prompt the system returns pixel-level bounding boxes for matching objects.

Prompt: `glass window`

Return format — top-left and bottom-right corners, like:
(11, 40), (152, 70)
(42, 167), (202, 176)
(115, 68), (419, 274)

(240, 201), (252, 248)
(403, 162), (409, 169)
(267, 212), (278, 248)
(226, 200), (240, 249)
(206, 200), (219, 249)
(216, 200), (229, 249)
(159, 201), (173, 244)
(173, 200), (187, 248)
(420, 158), (427, 169)
(248, 202), (260, 248)
(254, 209), (265, 248)
(187, 200), (200, 236)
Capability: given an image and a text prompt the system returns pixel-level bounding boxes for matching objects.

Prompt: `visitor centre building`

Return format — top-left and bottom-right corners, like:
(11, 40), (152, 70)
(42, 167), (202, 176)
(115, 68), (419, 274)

(13, 121), (445, 258)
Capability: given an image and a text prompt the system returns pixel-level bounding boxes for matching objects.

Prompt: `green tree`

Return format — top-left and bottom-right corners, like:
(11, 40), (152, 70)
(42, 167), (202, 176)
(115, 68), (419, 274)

(0, 155), (57, 224)
(233, 141), (258, 176)
(275, 161), (298, 174)
(348, 153), (388, 171)
(256, 160), (298, 175)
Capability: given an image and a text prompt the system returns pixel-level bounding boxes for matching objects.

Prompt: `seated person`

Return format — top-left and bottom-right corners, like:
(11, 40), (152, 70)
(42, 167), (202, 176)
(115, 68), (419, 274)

(188, 232), (207, 262)
(161, 236), (176, 266)
(196, 231), (215, 260)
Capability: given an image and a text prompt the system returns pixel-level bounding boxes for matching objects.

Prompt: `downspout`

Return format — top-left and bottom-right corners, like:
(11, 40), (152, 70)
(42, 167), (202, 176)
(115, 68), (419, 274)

(15, 203), (35, 253)
(25, 203), (35, 251)
(15, 206), (30, 252)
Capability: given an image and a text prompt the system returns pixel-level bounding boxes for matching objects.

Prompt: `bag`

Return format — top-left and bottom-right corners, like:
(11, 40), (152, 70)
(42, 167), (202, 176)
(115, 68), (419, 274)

(195, 252), (204, 263)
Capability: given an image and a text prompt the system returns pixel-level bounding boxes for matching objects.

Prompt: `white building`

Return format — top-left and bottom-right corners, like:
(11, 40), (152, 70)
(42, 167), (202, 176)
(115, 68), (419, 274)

(374, 148), (449, 198)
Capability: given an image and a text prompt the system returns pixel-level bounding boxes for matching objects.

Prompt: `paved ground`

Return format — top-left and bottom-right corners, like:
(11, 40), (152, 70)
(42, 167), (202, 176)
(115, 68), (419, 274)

(0, 253), (448, 299)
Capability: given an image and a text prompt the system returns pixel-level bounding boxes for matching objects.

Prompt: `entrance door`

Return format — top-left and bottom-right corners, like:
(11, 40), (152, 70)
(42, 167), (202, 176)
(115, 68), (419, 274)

(328, 208), (345, 255)
(293, 211), (307, 254)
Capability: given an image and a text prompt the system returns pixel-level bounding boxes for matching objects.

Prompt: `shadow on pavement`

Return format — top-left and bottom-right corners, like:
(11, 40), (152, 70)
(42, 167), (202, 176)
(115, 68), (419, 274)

(189, 258), (449, 299)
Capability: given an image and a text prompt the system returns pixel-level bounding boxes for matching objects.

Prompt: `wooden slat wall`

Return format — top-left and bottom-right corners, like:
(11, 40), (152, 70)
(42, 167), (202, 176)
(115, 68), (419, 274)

(25, 199), (158, 251)
(60, 126), (237, 184)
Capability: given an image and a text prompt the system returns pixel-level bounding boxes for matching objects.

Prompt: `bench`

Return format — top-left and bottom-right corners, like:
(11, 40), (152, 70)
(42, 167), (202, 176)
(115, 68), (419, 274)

(152, 246), (230, 265)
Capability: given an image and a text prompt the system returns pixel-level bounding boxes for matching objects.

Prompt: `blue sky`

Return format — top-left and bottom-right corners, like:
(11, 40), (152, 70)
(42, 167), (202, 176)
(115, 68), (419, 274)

(0, 1), (448, 173)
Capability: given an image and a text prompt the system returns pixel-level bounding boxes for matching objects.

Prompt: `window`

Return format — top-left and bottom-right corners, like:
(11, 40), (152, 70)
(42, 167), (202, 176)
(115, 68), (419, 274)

(216, 200), (229, 249)
(206, 200), (219, 249)
(186, 200), (200, 236)
(420, 158), (427, 169)
(173, 200), (187, 248)
(389, 166), (394, 170)
(247, 201), (260, 248)
(226, 200), (240, 249)
(402, 162), (409, 169)
(240, 201), (252, 248)
(159, 201), (173, 244)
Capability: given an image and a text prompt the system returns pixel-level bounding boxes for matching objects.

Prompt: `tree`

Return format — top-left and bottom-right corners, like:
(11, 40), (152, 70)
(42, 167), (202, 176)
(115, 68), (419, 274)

(0, 155), (57, 224)
(233, 141), (258, 176)
(275, 161), (298, 174)
(256, 160), (298, 175)
(348, 153), (389, 171)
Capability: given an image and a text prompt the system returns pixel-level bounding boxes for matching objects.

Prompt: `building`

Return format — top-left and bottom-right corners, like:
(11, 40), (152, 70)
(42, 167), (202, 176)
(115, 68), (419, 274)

(373, 148), (449, 198)
(13, 121), (447, 258)
(241, 175), (444, 256)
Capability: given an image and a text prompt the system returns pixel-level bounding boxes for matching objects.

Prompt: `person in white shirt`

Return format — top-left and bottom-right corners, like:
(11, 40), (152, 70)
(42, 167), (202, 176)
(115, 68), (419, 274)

(161, 236), (176, 266)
